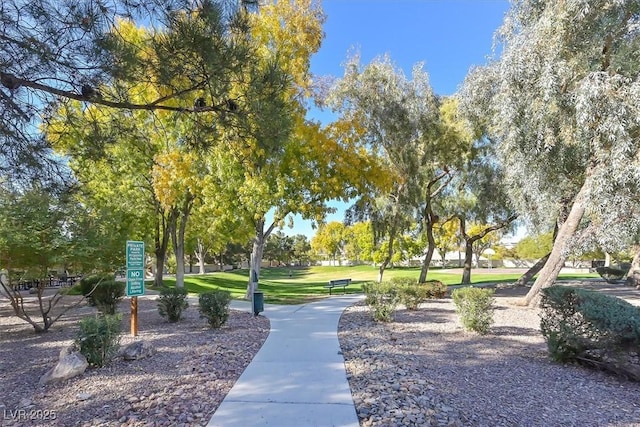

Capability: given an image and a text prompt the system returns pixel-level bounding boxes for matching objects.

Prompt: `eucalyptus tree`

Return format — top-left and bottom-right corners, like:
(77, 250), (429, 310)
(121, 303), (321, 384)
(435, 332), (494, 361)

(415, 98), (472, 282)
(460, 0), (640, 305)
(441, 140), (517, 284)
(328, 55), (458, 282)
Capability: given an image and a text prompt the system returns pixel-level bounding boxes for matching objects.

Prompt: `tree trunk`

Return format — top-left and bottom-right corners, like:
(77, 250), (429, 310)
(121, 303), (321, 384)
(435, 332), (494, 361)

(174, 196), (193, 288)
(245, 219), (276, 299)
(513, 220), (561, 287)
(178, 204), (191, 283)
(458, 213), (517, 284)
(154, 208), (175, 288)
(461, 239), (474, 284)
(513, 253), (550, 287)
(625, 246), (640, 287)
(521, 185), (588, 306)
(418, 221), (436, 283)
(418, 174), (452, 283)
(195, 238), (207, 274)
(378, 227), (396, 283)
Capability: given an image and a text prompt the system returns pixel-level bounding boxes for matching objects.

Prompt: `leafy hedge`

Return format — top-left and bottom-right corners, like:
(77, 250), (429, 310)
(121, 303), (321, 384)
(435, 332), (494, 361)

(540, 286), (640, 380)
(362, 278), (448, 320)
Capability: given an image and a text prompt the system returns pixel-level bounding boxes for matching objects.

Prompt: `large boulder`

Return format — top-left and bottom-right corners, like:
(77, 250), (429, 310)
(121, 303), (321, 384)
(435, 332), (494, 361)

(39, 351), (88, 385)
(122, 341), (155, 361)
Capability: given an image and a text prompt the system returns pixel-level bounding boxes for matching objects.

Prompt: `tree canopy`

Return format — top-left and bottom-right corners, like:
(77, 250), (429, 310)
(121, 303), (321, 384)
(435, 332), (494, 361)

(1, 0), (252, 180)
(460, 0), (640, 304)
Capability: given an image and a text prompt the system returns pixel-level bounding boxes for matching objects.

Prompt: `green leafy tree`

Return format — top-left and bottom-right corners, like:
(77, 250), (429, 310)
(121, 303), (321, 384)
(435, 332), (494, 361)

(0, 185), (85, 333)
(470, 223), (503, 267)
(515, 232), (554, 260)
(343, 222), (375, 264)
(443, 140), (517, 284)
(264, 231), (294, 266)
(291, 234), (312, 266)
(48, 97), (178, 287)
(206, 1), (383, 298)
(186, 197), (253, 274)
(433, 219), (461, 268)
(311, 222), (346, 265)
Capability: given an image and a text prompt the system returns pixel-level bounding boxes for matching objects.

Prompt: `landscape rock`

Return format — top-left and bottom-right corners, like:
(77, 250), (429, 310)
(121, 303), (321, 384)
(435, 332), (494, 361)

(38, 352), (88, 385)
(122, 340), (155, 361)
(76, 392), (91, 401)
(59, 344), (78, 359)
(19, 398), (32, 407)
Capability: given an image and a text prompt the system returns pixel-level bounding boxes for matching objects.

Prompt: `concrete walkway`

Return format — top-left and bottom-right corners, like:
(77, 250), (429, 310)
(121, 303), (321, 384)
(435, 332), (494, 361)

(207, 295), (363, 427)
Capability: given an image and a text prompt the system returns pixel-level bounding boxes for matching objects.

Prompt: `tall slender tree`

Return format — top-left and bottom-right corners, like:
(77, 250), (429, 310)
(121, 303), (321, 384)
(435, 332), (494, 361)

(328, 55), (457, 282)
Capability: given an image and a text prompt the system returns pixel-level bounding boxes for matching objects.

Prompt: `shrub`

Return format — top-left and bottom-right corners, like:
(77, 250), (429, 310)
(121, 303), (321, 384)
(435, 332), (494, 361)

(452, 287), (495, 334)
(421, 280), (448, 299)
(199, 290), (231, 328)
(91, 280), (126, 315)
(540, 286), (640, 372)
(79, 274), (114, 305)
(595, 266), (627, 284)
(362, 281), (399, 322)
(75, 314), (122, 367)
(397, 283), (428, 310)
(398, 285), (427, 310)
(157, 286), (189, 322)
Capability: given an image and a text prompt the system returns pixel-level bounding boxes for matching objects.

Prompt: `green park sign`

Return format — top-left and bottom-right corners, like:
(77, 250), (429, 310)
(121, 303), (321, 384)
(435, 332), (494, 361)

(126, 268), (145, 297)
(126, 240), (145, 297)
(126, 240), (145, 269)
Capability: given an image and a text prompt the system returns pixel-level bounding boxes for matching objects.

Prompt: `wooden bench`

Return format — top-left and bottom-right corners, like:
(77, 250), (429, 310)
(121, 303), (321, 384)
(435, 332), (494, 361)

(324, 278), (351, 295)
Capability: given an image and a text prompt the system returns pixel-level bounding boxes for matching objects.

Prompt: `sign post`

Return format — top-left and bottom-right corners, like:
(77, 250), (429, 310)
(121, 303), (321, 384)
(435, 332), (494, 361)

(126, 241), (145, 336)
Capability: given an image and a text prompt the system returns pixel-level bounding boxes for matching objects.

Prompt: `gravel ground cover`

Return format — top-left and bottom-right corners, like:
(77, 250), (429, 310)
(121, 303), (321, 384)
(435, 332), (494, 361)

(3, 281), (640, 427)
(338, 282), (640, 427)
(0, 294), (268, 427)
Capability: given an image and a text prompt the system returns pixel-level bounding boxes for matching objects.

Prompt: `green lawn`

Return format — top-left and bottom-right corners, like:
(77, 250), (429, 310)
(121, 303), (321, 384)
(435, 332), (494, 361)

(158, 265), (599, 305)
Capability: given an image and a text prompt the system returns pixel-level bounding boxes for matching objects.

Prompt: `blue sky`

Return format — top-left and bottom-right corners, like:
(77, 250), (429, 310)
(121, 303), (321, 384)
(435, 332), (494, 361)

(276, 0), (511, 239)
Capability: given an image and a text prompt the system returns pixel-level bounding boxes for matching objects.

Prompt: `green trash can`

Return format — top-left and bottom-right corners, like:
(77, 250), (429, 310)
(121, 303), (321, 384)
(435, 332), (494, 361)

(253, 291), (264, 316)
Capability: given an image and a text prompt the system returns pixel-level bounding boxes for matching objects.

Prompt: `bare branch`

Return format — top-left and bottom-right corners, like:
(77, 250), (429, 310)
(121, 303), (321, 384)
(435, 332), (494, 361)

(1, 72), (237, 114)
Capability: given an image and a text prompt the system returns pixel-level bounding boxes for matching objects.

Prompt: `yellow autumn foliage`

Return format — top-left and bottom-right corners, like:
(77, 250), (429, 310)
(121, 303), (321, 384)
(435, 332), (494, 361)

(249, 0), (325, 92)
(152, 150), (202, 210)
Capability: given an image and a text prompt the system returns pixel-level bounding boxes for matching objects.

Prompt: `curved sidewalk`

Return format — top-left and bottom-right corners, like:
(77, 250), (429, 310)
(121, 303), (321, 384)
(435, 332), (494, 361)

(207, 295), (363, 427)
